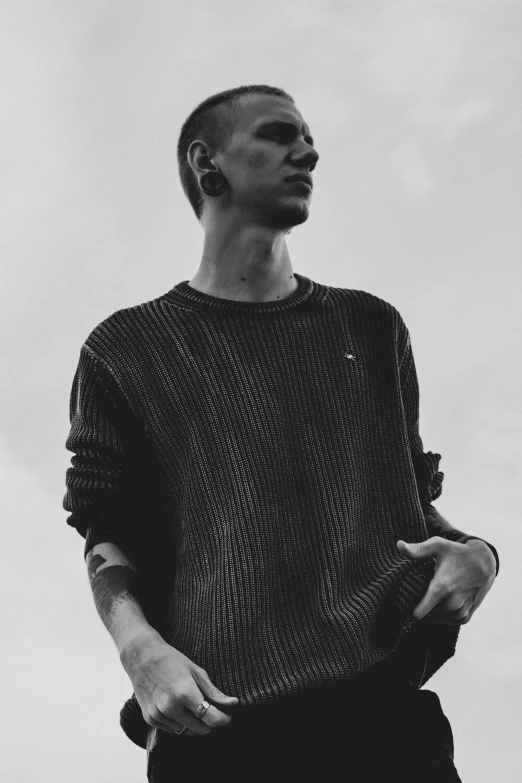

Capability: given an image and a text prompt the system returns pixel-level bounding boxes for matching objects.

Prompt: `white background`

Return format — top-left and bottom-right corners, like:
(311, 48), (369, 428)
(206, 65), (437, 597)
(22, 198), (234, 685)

(1, 1), (521, 780)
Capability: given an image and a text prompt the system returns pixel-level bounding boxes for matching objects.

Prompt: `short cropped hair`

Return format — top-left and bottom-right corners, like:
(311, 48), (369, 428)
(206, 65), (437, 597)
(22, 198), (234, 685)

(177, 85), (294, 220)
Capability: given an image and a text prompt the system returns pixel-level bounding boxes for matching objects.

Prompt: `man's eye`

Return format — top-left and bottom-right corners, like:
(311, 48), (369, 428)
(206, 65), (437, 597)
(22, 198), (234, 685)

(267, 131), (291, 142)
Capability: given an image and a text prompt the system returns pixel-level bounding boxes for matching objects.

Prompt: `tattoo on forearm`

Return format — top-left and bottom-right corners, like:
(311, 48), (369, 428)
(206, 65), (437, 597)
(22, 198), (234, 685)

(86, 549), (142, 627)
(87, 553), (108, 582)
(87, 546), (138, 582)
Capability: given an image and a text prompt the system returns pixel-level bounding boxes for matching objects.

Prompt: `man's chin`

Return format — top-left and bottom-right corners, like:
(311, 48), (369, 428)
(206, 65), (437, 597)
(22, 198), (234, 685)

(262, 200), (310, 230)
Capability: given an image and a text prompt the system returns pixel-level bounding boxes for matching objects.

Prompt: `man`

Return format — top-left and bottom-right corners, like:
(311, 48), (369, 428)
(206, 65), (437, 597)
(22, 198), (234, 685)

(64, 84), (499, 782)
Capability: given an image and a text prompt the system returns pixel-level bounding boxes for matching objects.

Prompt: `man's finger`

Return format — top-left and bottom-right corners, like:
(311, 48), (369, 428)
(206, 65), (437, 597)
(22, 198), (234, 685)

(190, 670), (237, 728)
(193, 668), (239, 710)
(397, 538), (446, 560)
(412, 584), (445, 620)
(424, 600), (474, 625)
(147, 713), (199, 736)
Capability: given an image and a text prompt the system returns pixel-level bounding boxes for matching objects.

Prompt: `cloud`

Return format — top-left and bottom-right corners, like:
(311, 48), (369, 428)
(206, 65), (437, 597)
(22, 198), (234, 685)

(390, 137), (434, 197)
(355, 2), (497, 142)
(0, 431), (55, 534)
(411, 96), (492, 139)
(365, 3), (463, 101)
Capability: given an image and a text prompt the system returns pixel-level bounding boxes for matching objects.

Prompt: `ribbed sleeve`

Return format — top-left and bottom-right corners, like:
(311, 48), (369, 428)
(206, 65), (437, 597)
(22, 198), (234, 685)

(397, 318), (444, 508)
(63, 346), (150, 559)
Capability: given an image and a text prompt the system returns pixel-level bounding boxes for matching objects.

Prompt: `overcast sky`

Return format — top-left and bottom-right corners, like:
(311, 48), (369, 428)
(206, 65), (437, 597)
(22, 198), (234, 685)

(1, 1), (521, 781)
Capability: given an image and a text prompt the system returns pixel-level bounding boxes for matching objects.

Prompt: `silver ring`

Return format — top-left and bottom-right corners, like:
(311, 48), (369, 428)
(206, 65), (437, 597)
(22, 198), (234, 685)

(195, 699), (211, 720)
(174, 725), (187, 735)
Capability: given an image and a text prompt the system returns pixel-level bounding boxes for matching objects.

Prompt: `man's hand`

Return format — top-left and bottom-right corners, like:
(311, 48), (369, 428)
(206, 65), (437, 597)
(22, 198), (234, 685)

(396, 536), (497, 624)
(120, 632), (239, 736)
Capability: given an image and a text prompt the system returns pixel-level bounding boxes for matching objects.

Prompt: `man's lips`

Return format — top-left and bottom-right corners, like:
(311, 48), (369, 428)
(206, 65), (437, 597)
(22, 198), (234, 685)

(285, 173), (313, 189)
(287, 180), (312, 192)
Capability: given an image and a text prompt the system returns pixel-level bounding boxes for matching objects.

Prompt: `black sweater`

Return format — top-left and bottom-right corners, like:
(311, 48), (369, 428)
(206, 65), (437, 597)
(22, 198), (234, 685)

(64, 273), (480, 748)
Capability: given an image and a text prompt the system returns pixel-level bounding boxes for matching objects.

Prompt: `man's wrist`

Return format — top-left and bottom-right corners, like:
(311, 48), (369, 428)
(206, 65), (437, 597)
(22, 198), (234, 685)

(119, 626), (165, 670)
(437, 530), (499, 577)
(455, 535), (499, 577)
(422, 504), (499, 577)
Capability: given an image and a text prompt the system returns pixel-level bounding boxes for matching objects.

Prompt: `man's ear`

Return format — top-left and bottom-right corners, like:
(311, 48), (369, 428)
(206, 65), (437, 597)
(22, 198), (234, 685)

(187, 140), (215, 178)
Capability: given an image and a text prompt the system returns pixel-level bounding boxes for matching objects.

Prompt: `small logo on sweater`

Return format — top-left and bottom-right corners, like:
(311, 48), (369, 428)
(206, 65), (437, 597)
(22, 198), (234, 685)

(344, 352), (356, 361)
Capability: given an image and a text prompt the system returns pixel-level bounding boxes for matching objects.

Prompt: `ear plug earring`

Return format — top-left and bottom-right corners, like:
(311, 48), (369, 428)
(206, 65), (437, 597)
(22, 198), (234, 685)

(200, 172), (228, 197)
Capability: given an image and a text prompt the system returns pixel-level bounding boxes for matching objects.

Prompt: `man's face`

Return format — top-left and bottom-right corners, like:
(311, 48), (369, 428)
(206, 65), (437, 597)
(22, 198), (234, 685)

(215, 94), (319, 229)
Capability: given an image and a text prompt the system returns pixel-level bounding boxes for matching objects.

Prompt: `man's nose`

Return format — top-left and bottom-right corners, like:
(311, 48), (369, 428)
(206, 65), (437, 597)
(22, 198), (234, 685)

(292, 145), (319, 171)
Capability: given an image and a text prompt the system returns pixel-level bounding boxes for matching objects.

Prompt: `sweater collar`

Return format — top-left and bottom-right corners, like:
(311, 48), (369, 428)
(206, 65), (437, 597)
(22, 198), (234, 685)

(162, 272), (319, 316)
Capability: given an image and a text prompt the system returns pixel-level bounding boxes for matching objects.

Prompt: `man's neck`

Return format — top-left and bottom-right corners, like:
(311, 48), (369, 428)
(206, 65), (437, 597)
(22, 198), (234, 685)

(188, 222), (297, 303)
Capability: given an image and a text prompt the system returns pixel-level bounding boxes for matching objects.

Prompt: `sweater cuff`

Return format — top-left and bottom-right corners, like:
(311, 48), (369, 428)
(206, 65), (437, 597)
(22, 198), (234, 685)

(83, 525), (134, 559)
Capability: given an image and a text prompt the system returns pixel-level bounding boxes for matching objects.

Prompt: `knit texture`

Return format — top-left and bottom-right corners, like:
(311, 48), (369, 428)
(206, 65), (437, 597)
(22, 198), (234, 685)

(64, 272), (460, 750)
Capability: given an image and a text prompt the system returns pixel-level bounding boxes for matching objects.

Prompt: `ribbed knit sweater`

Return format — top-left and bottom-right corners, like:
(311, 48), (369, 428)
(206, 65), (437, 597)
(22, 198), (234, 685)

(64, 272), (462, 750)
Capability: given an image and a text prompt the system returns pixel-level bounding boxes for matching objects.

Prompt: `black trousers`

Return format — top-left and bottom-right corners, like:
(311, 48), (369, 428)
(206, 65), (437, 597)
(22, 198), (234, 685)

(147, 656), (462, 783)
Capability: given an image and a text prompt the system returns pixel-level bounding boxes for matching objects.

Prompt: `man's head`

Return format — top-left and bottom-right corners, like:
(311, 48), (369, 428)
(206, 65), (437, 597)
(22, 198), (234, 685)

(177, 85), (319, 230)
